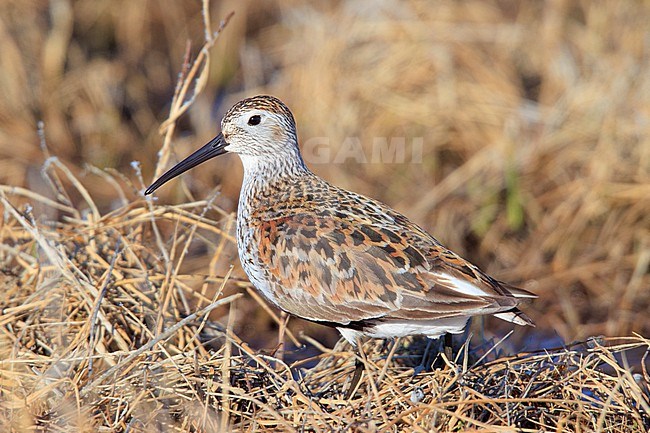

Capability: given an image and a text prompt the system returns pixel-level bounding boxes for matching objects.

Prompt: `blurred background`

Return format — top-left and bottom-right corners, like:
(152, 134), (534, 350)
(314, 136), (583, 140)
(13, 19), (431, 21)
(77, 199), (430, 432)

(0, 0), (648, 351)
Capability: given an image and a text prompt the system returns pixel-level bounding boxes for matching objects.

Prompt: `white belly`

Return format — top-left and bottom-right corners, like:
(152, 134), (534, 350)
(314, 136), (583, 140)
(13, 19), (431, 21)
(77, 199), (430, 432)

(369, 317), (469, 339)
(338, 317), (470, 346)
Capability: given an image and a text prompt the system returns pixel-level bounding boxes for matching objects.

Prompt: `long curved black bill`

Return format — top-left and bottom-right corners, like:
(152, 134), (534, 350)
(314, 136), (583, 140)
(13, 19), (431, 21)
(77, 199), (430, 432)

(145, 133), (227, 195)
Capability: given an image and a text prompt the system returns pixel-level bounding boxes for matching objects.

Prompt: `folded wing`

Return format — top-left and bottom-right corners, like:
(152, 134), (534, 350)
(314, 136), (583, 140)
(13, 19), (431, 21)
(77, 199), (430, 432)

(253, 211), (534, 327)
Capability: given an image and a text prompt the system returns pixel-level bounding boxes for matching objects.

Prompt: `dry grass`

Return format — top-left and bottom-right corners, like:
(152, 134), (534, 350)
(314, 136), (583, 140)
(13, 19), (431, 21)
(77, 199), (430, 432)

(0, 179), (648, 431)
(0, 0), (649, 431)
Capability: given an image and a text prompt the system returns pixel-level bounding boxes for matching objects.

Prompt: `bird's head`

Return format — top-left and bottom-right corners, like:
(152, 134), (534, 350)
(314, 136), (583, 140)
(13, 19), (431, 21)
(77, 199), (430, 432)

(220, 95), (298, 156)
(145, 95), (303, 195)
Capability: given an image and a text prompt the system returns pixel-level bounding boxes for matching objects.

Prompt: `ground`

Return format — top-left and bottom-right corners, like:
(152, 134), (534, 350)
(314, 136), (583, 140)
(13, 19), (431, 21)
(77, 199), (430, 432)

(0, 1), (648, 431)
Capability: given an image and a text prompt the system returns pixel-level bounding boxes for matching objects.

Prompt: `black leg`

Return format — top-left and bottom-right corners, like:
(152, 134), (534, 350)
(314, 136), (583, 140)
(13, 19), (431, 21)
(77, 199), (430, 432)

(345, 355), (364, 399)
(444, 333), (453, 361)
(414, 338), (433, 375)
(345, 338), (366, 399)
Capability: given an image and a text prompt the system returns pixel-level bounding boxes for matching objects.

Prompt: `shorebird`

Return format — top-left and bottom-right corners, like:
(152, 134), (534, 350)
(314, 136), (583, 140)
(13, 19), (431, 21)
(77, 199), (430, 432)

(145, 95), (535, 394)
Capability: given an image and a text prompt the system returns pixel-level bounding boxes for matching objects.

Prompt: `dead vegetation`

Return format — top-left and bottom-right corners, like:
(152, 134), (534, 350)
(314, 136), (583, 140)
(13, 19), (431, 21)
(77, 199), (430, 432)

(0, 188), (648, 431)
(0, 0), (649, 431)
(0, 172), (649, 431)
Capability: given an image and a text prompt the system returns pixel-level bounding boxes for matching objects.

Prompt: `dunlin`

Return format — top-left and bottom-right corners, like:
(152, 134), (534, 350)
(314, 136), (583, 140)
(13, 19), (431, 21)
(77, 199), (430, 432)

(145, 95), (535, 392)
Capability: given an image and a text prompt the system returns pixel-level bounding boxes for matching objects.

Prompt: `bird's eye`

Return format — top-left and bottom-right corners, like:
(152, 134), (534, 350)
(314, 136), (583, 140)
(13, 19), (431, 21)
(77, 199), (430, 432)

(248, 115), (261, 126)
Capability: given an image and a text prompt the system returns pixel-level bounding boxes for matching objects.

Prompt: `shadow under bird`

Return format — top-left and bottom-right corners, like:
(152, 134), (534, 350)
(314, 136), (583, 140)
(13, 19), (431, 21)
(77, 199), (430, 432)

(145, 95), (535, 394)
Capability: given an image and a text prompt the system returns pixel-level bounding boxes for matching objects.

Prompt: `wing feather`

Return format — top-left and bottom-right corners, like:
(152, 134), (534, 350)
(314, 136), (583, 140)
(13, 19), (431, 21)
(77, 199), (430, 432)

(251, 210), (533, 326)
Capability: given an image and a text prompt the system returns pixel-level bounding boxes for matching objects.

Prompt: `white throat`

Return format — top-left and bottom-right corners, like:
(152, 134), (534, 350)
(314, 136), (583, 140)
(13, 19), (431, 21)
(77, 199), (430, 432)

(236, 148), (309, 182)
(237, 153), (268, 175)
